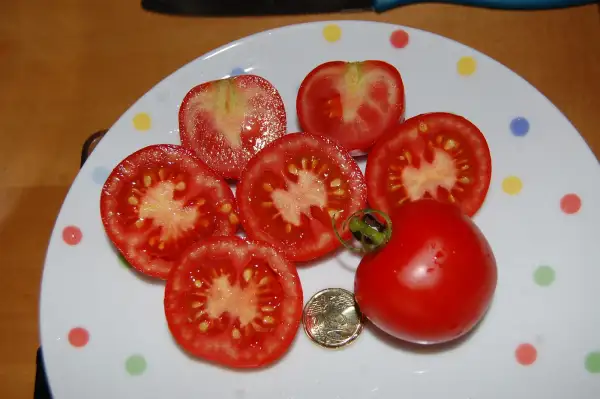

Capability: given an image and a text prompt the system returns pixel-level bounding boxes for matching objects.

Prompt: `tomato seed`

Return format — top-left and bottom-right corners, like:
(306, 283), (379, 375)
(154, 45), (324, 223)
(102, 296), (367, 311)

(175, 181), (186, 191)
(330, 178), (341, 188)
(199, 321), (209, 332)
(261, 306), (275, 312)
(135, 219), (144, 228)
(262, 183), (273, 192)
(128, 196), (139, 205)
(263, 316), (275, 324)
(197, 198), (206, 206)
(143, 175), (152, 187)
(229, 213), (239, 225)
(285, 224), (292, 233)
(191, 302), (203, 308)
(220, 203), (232, 213)
(301, 158), (308, 169)
(243, 269), (253, 282)
(331, 188), (345, 196)
(459, 176), (471, 184)
(232, 328), (241, 339)
(194, 280), (203, 288)
(259, 277), (269, 286)
(390, 184), (403, 192)
(158, 169), (166, 180)
(444, 139), (458, 151)
(288, 164), (299, 175)
(262, 202), (273, 208)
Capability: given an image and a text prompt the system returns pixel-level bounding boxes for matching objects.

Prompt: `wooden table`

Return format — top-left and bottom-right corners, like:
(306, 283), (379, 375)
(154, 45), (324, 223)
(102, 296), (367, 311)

(1, 1), (599, 397)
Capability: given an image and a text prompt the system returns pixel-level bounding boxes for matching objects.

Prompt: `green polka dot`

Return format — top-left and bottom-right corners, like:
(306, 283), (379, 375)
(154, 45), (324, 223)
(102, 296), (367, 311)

(585, 352), (600, 373)
(534, 265), (555, 287)
(118, 253), (131, 269)
(125, 355), (147, 376)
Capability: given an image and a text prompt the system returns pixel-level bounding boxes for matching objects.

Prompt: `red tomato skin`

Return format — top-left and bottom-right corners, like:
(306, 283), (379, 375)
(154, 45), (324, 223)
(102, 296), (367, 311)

(164, 236), (303, 369)
(354, 199), (497, 344)
(296, 60), (405, 152)
(179, 74), (287, 180)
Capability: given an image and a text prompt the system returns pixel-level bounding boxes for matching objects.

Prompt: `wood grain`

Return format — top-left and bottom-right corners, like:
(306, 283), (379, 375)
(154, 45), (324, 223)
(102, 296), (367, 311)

(0, 1), (599, 398)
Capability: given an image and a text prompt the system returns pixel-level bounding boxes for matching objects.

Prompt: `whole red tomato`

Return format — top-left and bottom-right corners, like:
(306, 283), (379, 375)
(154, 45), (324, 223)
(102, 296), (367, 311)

(353, 199), (497, 344)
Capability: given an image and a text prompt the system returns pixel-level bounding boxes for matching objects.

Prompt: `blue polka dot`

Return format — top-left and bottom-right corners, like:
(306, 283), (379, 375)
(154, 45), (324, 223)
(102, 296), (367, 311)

(92, 166), (110, 185)
(230, 67), (245, 76)
(510, 117), (529, 137)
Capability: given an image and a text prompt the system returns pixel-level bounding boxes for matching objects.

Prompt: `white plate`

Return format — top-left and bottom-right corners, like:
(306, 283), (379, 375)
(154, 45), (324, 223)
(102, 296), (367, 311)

(40, 20), (600, 399)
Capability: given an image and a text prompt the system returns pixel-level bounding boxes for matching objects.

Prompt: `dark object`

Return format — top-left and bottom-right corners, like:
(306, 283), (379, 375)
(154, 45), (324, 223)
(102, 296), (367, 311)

(35, 130), (109, 399)
(141, 0), (597, 15)
(34, 348), (51, 399)
(142, 0), (372, 15)
(80, 130), (108, 168)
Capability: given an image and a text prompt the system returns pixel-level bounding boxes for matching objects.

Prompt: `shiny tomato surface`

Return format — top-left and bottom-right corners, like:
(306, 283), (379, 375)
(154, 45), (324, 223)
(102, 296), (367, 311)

(354, 199), (497, 344)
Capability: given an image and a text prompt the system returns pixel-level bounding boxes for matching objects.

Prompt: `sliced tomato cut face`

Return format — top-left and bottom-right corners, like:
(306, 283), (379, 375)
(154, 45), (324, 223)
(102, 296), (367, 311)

(179, 74), (287, 180)
(237, 133), (367, 262)
(296, 60), (405, 153)
(365, 112), (492, 217)
(164, 236), (303, 369)
(100, 144), (239, 279)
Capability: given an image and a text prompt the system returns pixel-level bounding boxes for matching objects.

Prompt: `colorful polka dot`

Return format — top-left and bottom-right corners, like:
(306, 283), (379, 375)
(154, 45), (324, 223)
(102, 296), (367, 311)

(515, 343), (537, 366)
(457, 56), (477, 76)
(534, 265), (555, 287)
(510, 117), (530, 137)
(322, 24), (342, 43)
(62, 226), (82, 246)
(390, 29), (409, 49)
(132, 113), (151, 131)
(502, 176), (523, 195)
(68, 327), (89, 348)
(560, 193), (581, 214)
(125, 354), (147, 376)
(92, 166), (110, 185)
(585, 352), (600, 373)
(230, 67), (245, 76)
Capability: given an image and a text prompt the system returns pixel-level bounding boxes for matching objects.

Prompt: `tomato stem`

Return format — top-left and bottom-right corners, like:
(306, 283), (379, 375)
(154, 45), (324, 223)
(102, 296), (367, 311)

(332, 209), (392, 254)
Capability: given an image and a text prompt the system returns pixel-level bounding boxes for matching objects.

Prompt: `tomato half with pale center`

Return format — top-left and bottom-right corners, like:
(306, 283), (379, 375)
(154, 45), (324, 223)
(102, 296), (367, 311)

(179, 74), (286, 180)
(237, 133), (367, 262)
(296, 60), (405, 153)
(100, 144), (239, 279)
(365, 112), (492, 217)
(164, 236), (303, 369)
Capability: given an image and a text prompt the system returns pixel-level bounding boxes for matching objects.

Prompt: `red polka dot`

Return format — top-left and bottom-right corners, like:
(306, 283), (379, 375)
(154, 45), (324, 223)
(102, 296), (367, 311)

(68, 327), (89, 348)
(560, 193), (581, 214)
(62, 226), (82, 245)
(390, 29), (409, 49)
(515, 343), (537, 365)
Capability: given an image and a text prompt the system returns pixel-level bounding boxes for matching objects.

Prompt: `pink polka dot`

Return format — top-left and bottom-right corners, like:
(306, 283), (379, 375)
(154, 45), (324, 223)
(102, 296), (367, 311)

(515, 343), (537, 365)
(390, 29), (409, 49)
(62, 226), (82, 245)
(560, 193), (581, 214)
(68, 327), (89, 348)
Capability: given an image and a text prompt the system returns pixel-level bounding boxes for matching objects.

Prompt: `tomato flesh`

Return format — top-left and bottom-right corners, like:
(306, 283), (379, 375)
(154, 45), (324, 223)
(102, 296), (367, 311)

(164, 237), (303, 369)
(354, 199), (497, 344)
(366, 112), (492, 217)
(237, 133), (367, 262)
(179, 74), (286, 180)
(100, 144), (238, 279)
(296, 60), (405, 152)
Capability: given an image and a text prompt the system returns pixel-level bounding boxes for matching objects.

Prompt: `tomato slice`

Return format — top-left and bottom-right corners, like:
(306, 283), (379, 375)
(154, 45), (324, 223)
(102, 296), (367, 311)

(237, 133), (367, 262)
(365, 112), (492, 217)
(296, 60), (405, 153)
(179, 74), (287, 180)
(100, 144), (239, 279)
(164, 236), (303, 369)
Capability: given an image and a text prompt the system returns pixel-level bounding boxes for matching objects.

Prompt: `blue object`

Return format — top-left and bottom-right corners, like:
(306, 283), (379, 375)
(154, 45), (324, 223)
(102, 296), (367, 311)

(374, 0), (595, 10)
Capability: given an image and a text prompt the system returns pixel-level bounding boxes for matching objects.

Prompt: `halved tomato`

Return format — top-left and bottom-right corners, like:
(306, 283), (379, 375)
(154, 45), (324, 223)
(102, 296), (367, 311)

(296, 60), (405, 153)
(237, 133), (368, 262)
(100, 144), (239, 279)
(365, 112), (492, 217)
(164, 236), (303, 369)
(179, 74), (287, 180)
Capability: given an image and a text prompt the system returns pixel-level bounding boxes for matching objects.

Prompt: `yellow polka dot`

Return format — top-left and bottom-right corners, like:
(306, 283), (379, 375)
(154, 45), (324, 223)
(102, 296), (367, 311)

(132, 113), (151, 131)
(457, 56), (477, 76)
(502, 176), (523, 195)
(322, 24), (342, 43)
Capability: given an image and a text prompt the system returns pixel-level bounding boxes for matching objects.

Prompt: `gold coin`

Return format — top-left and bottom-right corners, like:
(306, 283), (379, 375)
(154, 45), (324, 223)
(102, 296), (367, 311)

(303, 288), (363, 349)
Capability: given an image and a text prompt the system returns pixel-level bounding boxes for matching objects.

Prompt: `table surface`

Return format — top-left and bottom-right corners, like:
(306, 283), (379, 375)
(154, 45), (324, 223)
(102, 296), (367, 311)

(1, 1), (599, 397)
